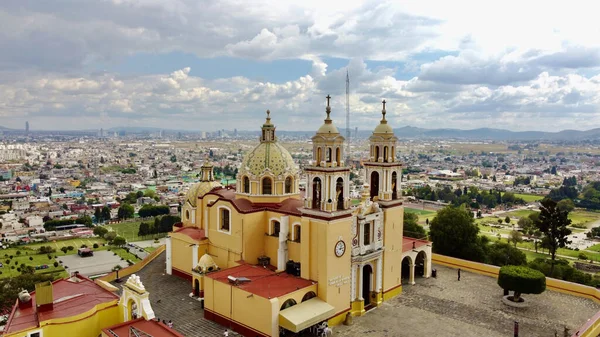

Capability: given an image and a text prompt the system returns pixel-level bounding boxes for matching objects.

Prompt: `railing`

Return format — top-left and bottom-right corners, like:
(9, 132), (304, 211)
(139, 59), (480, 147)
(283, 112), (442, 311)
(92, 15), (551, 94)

(571, 310), (600, 337)
(98, 244), (166, 283)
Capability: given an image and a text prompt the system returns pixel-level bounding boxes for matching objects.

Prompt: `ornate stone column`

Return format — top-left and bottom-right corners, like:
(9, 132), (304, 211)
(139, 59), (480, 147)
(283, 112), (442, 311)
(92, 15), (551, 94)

(376, 257), (383, 292)
(358, 264), (364, 300)
(165, 236), (172, 275)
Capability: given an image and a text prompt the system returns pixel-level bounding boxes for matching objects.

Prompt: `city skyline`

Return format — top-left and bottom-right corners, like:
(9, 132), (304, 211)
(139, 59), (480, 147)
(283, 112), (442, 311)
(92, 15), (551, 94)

(2, 1), (600, 131)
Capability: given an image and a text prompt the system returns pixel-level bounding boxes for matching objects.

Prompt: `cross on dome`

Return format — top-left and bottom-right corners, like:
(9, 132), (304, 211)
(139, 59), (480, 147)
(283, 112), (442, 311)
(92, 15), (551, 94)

(325, 95), (332, 121)
(265, 109), (271, 124)
(381, 99), (387, 122)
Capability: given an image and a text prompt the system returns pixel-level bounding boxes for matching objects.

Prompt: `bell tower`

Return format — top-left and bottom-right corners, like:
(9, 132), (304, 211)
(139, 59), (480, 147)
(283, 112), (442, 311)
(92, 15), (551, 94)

(303, 95), (351, 212)
(364, 100), (402, 202)
(199, 155), (215, 182)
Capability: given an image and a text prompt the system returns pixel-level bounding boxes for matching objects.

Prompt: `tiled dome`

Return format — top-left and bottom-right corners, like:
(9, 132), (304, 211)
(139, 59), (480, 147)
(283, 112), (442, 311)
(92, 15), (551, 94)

(185, 181), (222, 207)
(239, 142), (297, 177)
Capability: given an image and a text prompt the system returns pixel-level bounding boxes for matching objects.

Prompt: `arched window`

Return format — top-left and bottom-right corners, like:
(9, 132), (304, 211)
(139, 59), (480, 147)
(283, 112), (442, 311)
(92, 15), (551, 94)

(336, 147), (341, 166)
(271, 220), (280, 237)
(302, 291), (316, 302)
(326, 147), (332, 162)
(243, 176), (250, 193)
(280, 298), (297, 310)
(293, 224), (301, 243)
(370, 171), (379, 201)
(374, 146), (380, 161)
(392, 171), (398, 200)
(312, 177), (322, 209)
(336, 177), (344, 210)
(262, 177), (272, 195)
(316, 148), (322, 166)
(285, 177), (292, 194)
(384, 146), (389, 163)
(185, 209), (190, 220)
(219, 208), (230, 232)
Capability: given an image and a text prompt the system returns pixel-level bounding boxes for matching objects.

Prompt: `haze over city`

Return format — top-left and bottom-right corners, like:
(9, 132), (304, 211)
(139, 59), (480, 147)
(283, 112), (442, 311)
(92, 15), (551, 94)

(2, 0), (600, 132)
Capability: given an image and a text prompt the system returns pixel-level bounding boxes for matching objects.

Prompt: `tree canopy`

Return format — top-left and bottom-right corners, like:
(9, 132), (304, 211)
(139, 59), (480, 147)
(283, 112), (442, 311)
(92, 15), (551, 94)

(498, 265), (546, 302)
(117, 204), (134, 219)
(487, 242), (527, 267)
(429, 205), (487, 262)
(536, 198), (572, 269)
(403, 212), (426, 239)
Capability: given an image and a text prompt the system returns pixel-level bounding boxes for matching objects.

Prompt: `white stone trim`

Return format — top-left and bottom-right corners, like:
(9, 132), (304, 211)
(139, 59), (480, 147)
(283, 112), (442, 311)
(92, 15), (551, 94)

(268, 217), (281, 236)
(165, 236), (172, 275)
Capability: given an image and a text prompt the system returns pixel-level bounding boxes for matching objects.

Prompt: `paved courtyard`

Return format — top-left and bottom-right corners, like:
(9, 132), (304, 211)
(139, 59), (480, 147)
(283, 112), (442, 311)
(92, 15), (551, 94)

(60, 250), (128, 276)
(124, 252), (227, 336)
(335, 264), (600, 337)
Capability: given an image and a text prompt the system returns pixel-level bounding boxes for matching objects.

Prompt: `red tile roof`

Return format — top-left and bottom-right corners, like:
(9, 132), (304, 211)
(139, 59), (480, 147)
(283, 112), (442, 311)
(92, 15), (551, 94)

(173, 227), (206, 241)
(103, 318), (184, 337)
(4, 274), (120, 334)
(207, 263), (314, 298)
(402, 237), (431, 252)
(207, 187), (303, 216)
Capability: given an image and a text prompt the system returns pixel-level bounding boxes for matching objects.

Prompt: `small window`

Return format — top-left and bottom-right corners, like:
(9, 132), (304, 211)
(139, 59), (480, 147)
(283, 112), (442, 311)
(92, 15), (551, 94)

(243, 176), (250, 193)
(280, 298), (297, 310)
(271, 220), (280, 237)
(294, 225), (301, 243)
(185, 209), (190, 220)
(262, 177), (272, 195)
(220, 208), (230, 232)
(363, 222), (371, 245)
(30, 333), (41, 337)
(285, 177), (292, 193)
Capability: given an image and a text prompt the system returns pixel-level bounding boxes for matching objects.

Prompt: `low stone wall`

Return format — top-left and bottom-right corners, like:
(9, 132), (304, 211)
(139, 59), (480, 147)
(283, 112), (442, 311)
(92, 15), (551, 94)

(98, 244), (166, 283)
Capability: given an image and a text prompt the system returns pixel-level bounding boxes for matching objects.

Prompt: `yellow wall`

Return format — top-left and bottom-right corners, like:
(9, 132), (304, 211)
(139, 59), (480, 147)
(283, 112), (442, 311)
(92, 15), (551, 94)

(5, 301), (120, 337)
(241, 212), (267, 265)
(382, 206), (404, 293)
(232, 287), (276, 336)
(288, 241), (301, 262)
(99, 245), (165, 283)
(170, 233), (198, 275)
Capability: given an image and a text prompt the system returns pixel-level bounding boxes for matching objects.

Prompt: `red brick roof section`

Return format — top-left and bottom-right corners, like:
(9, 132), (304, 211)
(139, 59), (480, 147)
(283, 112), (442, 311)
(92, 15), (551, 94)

(103, 317), (185, 337)
(173, 227), (206, 241)
(4, 274), (120, 334)
(402, 237), (431, 252)
(206, 187), (303, 216)
(207, 263), (315, 299)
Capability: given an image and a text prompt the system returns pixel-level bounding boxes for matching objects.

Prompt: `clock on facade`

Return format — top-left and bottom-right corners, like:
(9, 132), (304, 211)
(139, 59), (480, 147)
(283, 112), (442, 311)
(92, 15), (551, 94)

(334, 240), (346, 257)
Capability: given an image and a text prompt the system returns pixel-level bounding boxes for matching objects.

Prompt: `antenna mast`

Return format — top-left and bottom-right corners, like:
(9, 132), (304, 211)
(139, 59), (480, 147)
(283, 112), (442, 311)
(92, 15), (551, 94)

(345, 69), (350, 160)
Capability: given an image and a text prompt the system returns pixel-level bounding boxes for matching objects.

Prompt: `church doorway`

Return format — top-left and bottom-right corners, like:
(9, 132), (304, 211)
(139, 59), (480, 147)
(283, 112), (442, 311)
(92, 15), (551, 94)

(362, 264), (373, 308)
(194, 279), (200, 297)
(312, 178), (322, 209)
(370, 172), (379, 200)
(401, 256), (411, 282)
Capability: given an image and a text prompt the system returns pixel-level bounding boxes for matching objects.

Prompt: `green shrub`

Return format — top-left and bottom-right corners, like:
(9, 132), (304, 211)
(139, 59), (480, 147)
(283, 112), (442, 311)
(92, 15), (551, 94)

(93, 243), (99, 249)
(498, 265), (546, 302)
(579, 253), (589, 260)
(53, 262), (59, 268)
(571, 223), (587, 229)
(29, 257), (33, 261)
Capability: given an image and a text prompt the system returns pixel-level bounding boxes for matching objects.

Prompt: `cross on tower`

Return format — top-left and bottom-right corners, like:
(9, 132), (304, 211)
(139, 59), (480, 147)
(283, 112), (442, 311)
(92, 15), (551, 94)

(382, 99), (386, 110)
(326, 95), (331, 107)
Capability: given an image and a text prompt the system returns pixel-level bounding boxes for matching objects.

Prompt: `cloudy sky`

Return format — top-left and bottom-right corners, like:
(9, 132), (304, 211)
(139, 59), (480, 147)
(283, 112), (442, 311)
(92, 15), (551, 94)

(2, 0), (600, 132)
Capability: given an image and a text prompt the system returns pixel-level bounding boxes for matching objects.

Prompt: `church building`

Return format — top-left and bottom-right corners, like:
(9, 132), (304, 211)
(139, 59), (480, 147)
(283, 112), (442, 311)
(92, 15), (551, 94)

(167, 97), (432, 337)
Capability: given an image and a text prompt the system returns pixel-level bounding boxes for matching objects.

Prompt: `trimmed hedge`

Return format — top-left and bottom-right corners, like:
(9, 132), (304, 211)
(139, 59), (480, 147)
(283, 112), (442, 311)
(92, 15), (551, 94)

(498, 265), (546, 296)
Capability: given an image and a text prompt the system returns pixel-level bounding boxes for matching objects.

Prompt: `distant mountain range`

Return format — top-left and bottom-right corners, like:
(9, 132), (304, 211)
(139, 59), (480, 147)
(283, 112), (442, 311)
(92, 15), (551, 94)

(2, 124), (600, 141)
(386, 126), (600, 141)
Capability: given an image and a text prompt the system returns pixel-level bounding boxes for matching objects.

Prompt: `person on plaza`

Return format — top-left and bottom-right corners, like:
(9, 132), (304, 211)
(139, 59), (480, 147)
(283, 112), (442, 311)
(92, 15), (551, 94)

(223, 329), (229, 337)
(167, 320), (173, 328)
(458, 268), (461, 281)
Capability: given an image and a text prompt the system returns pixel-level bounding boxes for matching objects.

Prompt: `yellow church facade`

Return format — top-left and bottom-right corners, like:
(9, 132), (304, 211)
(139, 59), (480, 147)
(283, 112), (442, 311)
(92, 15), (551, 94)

(167, 97), (432, 337)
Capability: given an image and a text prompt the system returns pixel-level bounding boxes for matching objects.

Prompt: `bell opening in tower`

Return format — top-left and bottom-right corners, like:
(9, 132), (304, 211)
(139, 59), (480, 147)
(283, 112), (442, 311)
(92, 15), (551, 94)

(336, 177), (344, 210)
(370, 171), (379, 201)
(392, 171), (398, 200)
(312, 177), (322, 209)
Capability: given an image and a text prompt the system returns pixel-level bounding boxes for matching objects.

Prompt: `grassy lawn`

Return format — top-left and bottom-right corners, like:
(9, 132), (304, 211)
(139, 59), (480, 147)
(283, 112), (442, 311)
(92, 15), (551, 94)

(501, 192), (544, 202)
(405, 207), (437, 224)
(144, 246), (158, 253)
(569, 210), (600, 228)
(503, 209), (537, 219)
(0, 237), (146, 279)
